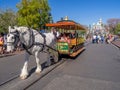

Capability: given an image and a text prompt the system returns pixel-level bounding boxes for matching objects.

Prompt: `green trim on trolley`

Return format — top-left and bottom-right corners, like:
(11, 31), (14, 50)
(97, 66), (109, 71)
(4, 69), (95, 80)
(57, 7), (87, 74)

(57, 42), (69, 54)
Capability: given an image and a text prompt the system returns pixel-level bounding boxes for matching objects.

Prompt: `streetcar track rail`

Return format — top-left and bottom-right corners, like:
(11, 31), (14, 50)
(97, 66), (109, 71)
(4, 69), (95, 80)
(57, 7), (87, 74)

(24, 59), (66, 90)
(0, 75), (19, 86)
(0, 58), (66, 90)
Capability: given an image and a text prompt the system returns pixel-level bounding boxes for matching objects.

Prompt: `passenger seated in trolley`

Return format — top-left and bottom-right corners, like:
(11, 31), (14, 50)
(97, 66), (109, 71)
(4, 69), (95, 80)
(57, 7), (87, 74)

(58, 33), (70, 43)
(69, 31), (78, 39)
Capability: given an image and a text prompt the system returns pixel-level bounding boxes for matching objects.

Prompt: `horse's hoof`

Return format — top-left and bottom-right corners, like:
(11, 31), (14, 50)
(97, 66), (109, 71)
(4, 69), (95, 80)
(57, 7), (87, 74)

(35, 69), (41, 74)
(35, 71), (41, 74)
(20, 75), (27, 80)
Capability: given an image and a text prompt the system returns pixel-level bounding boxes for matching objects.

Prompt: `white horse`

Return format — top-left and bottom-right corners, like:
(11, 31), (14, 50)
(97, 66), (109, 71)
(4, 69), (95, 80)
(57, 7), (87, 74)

(8, 26), (58, 79)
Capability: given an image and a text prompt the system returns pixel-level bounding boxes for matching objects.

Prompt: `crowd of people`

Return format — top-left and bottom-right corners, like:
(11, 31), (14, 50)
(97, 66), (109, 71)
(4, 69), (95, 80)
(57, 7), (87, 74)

(92, 34), (115, 44)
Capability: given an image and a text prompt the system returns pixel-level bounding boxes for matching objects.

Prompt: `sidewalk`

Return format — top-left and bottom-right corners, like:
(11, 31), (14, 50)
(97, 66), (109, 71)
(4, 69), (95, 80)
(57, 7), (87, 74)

(0, 50), (24, 58)
(112, 39), (120, 48)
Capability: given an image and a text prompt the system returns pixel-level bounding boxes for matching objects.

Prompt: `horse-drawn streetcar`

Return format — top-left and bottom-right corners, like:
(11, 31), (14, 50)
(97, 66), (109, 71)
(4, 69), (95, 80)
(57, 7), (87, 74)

(46, 19), (86, 57)
(7, 19), (86, 79)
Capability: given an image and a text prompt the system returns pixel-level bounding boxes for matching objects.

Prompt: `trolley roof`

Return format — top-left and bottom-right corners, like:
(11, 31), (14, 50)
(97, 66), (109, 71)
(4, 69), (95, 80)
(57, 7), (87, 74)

(46, 20), (86, 30)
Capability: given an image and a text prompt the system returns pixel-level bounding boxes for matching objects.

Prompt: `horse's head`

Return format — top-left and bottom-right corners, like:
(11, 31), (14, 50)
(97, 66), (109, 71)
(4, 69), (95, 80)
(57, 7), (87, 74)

(7, 26), (33, 51)
(7, 26), (19, 52)
(7, 33), (15, 43)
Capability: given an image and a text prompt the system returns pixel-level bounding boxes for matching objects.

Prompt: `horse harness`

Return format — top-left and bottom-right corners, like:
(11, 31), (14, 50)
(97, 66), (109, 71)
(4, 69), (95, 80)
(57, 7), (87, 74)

(22, 29), (58, 55)
(9, 29), (46, 55)
(22, 29), (46, 55)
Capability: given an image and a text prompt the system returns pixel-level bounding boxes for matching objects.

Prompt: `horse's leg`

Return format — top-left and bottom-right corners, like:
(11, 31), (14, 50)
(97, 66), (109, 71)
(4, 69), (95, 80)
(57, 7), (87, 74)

(20, 52), (30, 79)
(35, 51), (42, 74)
(46, 48), (52, 66)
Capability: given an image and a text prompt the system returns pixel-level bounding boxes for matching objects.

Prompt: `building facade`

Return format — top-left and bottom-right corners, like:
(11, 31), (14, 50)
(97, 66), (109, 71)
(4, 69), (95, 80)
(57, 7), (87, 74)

(91, 18), (106, 35)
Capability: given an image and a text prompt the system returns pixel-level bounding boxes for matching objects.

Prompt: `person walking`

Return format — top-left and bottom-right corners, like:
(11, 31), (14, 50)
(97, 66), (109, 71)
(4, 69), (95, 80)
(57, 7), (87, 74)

(96, 35), (99, 44)
(3, 33), (7, 53)
(92, 34), (96, 43)
(0, 34), (4, 54)
(101, 35), (104, 43)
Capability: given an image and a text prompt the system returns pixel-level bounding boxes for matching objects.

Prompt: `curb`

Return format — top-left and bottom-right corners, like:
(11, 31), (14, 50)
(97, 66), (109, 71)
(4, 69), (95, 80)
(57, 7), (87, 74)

(111, 42), (120, 49)
(0, 51), (24, 58)
(0, 53), (16, 58)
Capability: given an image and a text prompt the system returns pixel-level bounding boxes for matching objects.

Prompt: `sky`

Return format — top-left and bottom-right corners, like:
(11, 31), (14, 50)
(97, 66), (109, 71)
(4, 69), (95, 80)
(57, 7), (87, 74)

(0, 0), (120, 26)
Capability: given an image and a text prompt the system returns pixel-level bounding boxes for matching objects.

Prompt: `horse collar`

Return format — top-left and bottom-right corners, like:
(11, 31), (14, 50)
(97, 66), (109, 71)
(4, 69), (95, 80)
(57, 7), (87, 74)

(22, 29), (34, 55)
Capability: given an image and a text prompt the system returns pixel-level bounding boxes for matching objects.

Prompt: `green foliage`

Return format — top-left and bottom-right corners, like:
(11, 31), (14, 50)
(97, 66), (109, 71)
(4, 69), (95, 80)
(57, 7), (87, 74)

(115, 23), (120, 35)
(0, 9), (17, 33)
(107, 18), (120, 34)
(17, 0), (51, 29)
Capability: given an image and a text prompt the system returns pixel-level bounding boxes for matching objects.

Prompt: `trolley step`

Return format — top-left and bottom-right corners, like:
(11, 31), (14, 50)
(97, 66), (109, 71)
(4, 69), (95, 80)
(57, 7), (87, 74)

(70, 47), (85, 57)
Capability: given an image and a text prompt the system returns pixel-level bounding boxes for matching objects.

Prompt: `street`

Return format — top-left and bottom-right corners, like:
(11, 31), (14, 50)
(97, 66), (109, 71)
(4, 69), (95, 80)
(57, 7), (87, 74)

(0, 43), (120, 90)
(27, 43), (120, 90)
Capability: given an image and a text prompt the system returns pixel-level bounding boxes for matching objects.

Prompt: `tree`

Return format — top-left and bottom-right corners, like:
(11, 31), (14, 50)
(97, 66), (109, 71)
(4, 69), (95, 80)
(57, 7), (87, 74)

(107, 18), (120, 34)
(115, 23), (120, 35)
(0, 9), (17, 33)
(16, 0), (51, 29)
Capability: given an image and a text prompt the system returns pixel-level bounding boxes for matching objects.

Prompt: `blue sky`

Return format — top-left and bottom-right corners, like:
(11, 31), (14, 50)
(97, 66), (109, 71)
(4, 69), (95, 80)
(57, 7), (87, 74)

(0, 0), (120, 26)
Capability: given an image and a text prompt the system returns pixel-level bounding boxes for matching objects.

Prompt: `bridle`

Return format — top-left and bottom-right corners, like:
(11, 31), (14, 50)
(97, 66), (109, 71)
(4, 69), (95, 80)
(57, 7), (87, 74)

(7, 32), (19, 47)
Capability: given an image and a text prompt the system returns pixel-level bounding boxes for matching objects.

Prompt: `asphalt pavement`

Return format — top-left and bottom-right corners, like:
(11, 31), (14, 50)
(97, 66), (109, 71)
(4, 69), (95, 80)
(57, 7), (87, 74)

(26, 43), (120, 90)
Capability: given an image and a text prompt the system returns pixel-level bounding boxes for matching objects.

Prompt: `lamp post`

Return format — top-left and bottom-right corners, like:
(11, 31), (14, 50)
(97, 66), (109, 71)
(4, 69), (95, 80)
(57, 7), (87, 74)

(48, 12), (53, 23)
(38, 9), (43, 30)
